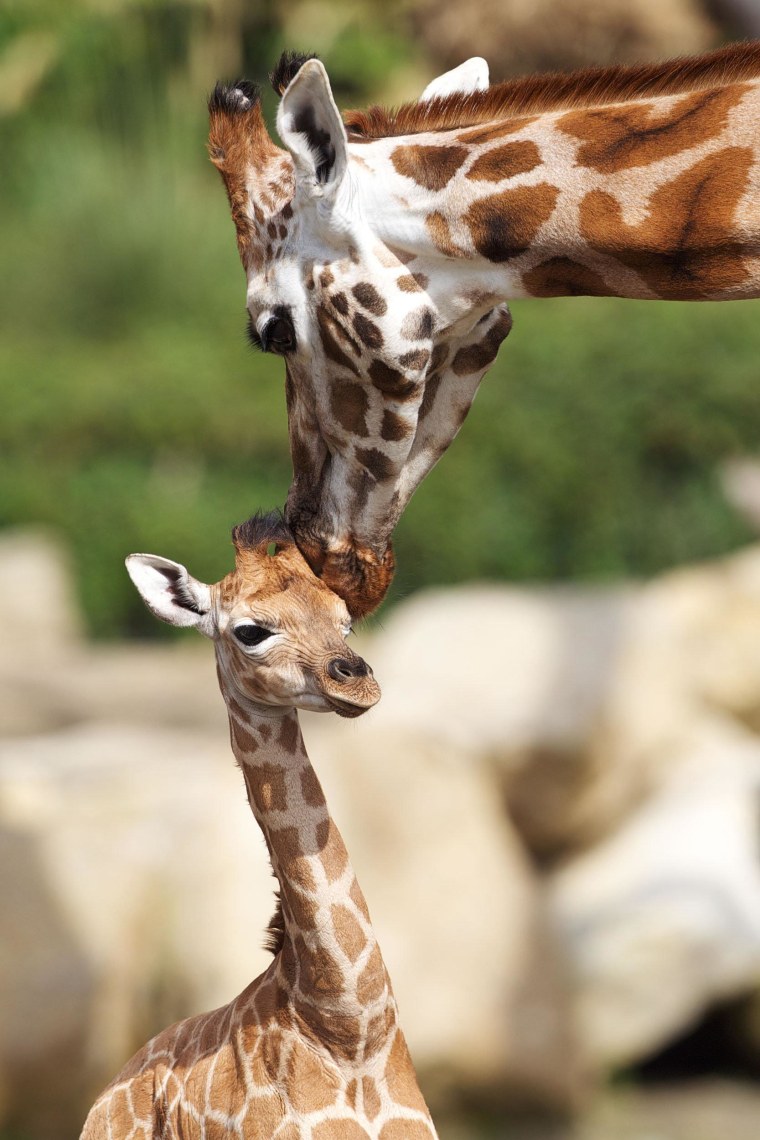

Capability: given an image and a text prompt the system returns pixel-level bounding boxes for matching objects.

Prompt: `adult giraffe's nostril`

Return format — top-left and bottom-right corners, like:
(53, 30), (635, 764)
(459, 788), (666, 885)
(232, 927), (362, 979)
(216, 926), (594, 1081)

(328, 656), (370, 682)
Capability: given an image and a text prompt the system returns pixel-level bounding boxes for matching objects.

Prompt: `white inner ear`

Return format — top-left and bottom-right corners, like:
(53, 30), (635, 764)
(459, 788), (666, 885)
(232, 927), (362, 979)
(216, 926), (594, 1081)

(276, 59), (347, 195)
(420, 57), (490, 101)
(126, 554), (212, 632)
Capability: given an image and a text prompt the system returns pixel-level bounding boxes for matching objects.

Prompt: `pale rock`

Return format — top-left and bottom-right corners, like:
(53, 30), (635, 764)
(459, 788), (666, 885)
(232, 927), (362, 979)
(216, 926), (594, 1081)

(369, 585), (647, 857)
(548, 714), (760, 1069)
(0, 528), (82, 660)
(0, 723), (277, 1132)
(302, 714), (583, 1110)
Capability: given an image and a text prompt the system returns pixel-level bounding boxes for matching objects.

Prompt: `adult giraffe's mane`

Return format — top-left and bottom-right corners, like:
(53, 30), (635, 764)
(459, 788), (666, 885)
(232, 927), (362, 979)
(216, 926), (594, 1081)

(344, 40), (760, 140)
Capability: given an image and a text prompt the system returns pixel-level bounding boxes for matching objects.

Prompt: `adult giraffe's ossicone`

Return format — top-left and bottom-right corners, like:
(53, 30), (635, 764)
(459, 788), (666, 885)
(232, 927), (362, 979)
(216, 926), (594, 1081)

(209, 42), (760, 616)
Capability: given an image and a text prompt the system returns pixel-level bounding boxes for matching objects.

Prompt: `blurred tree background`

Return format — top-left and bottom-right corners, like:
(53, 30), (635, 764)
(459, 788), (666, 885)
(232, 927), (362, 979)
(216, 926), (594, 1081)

(2, 0), (760, 640)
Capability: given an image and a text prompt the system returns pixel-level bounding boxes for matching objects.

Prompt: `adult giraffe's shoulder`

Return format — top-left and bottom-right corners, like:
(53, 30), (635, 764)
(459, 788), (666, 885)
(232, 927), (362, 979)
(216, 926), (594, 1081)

(209, 42), (760, 615)
(80, 513), (436, 1139)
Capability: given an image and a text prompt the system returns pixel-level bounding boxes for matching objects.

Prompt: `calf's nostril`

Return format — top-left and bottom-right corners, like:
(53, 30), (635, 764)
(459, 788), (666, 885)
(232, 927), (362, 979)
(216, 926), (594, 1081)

(328, 656), (368, 682)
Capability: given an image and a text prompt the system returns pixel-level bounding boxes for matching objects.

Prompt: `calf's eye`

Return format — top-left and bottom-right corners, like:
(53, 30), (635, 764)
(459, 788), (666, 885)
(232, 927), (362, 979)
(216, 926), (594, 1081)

(233, 624), (274, 647)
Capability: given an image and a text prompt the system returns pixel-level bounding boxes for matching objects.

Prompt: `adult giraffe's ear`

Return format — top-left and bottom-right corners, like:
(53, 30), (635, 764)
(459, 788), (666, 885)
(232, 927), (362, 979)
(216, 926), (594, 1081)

(126, 554), (213, 635)
(420, 57), (490, 101)
(276, 59), (347, 197)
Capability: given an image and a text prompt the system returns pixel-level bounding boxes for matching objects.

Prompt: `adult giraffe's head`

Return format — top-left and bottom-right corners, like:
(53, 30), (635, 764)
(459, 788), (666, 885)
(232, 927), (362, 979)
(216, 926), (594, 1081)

(126, 511), (380, 718)
(208, 53), (512, 618)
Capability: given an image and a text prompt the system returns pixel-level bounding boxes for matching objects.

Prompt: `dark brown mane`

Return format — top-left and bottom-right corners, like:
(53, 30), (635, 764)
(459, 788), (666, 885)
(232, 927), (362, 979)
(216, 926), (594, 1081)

(232, 510), (293, 552)
(263, 891), (285, 956)
(344, 40), (760, 140)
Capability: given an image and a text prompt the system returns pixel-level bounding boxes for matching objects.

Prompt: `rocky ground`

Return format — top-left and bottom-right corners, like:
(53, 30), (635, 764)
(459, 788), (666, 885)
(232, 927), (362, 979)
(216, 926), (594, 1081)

(442, 1080), (760, 1139)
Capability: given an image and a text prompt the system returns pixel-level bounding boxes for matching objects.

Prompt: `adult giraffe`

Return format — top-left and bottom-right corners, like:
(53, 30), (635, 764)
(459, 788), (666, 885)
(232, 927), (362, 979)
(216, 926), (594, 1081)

(81, 512), (436, 1138)
(209, 42), (760, 617)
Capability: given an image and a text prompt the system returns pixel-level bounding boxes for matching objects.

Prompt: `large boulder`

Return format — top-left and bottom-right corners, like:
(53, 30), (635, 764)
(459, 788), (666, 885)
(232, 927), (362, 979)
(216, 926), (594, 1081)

(369, 584), (651, 860)
(547, 713), (760, 1069)
(304, 714), (584, 1111)
(0, 723), (276, 1137)
(0, 528), (82, 661)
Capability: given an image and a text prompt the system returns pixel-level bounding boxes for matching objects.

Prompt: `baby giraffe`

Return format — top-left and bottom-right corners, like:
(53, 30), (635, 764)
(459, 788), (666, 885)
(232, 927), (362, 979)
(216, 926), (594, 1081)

(81, 511), (437, 1139)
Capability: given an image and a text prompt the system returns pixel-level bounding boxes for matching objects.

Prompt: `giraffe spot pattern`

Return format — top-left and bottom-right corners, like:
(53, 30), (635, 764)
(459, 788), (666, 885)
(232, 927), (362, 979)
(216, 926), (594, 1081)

(425, 211), (462, 257)
(271, 825), (316, 892)
(317, 817), (350, 880)
(456, 115), (538, 144)
(380, 1122), (436, 1139)
(317, 305), (361, 376)
(330, 380), (370, 436)
(418, 373), (443, 421)
(285, 1038), (341, 1112)
(357, 945), (386, 1003)
(352, 282), (388, 315)
(249, 763), (288, 813)
(230, 715), (257, 754)
(282, 887), (318, 933)
(558, 83), (748, 174)
(299, 941), (346, 995)
(355, 446), (397, 482)
(313, 1121), (372, 1140)
(465, 183), (559, 262)
(380, 409), (411, 442)
(350, 878), (371, 921)
(352, 311), (384, 349)
(385, 1032), (431, 1112)
(368, 359), (419, 399)
(206, 1043), (245, 1114)
(578, 146), (754, 297)
(362, 1076), (382, 1120)
(278, 715), (300, 753)
(331, 903), (368, 962)
(386, 244), (417, 265)
(452, 310), (512, 375)
(395, 272), (428, 292)
(522, 256), (611, 297)
(399, 348), (431, 370)
(466, 139), (542, 182)
(401, 306), (434, 341)
(300, 766), (324, 807)
(391, 144), (468, 190)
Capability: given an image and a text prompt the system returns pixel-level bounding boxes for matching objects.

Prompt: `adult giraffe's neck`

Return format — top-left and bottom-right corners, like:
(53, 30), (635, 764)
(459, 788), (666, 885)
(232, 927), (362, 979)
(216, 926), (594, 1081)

(219, 674), (396, 1055)
(354, 76), (760, 304)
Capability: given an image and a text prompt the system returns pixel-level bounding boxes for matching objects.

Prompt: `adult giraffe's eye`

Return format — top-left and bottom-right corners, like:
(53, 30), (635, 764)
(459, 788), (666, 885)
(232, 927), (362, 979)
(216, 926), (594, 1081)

(261, 316), (296, 355)
(233, 624), (275, 647)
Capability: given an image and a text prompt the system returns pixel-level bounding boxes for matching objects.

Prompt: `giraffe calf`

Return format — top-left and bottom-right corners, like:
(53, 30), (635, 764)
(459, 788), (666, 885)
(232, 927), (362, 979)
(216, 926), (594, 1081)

(81, 511), (436, 1139)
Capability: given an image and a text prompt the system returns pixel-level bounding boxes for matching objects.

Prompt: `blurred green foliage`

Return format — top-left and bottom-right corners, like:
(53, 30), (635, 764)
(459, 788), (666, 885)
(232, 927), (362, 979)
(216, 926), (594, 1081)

(2, 0), (760, 638)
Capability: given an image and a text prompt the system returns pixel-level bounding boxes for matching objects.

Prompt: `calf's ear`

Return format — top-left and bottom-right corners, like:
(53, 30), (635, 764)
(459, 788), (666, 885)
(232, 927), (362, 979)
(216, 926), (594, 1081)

(126, 554), (213, 635)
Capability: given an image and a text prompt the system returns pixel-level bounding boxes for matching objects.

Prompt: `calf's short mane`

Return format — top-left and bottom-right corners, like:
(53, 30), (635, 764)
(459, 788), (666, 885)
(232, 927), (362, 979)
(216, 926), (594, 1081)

(344, 40), (760, 141)
(232, 510), (293, 552)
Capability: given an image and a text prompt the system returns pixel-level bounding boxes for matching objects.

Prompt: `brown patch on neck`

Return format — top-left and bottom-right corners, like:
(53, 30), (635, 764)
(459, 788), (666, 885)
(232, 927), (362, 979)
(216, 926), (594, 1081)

(523, 257), (612, 297)
(343, 42), (760, 140)
(391, 144), (468, 190)
(466, 139), (542, 182)
(465, 183), (559, 262)
(426, 211), (467, 258)
(559, 83), (747, 174)
(578, 145), (755, 298)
